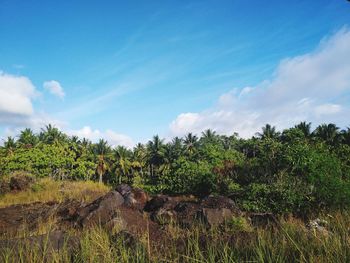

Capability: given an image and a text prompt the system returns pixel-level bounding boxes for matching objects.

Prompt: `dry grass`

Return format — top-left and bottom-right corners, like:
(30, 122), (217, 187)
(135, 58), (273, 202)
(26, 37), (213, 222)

(0, 178), (110, 207)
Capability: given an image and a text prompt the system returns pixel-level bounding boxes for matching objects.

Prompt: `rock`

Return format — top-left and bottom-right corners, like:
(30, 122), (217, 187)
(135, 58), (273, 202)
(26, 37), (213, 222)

(144, 195), (169, 212)
(104, 216), (127, 233)
(124, 188), (149, 210)
(77, 191), (124, 227)
(9, 174), (35, 191)
(56, 199), (84, 222)
(201, 196), (237, 210)
(0, 173), (35, 194)
(248, 212), (277, 227)
(308, 218), (330, 237)
(174, 202), (201, 228)
(115, 184), (132, 197)
(0, 180), (10, 195)
(0, 202), (59, 235)
(151, 208), (177, 225)
(197, 208), (233, 227)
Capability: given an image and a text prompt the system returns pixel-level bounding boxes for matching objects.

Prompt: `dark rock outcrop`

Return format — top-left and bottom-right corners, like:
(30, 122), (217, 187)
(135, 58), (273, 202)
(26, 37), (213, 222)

(124, 188), (149, 210)
(9, 175), (35, 191)
(144, 195), (169, 212)
(115, 184), (132, 197)
(0, 173), (35, 195)
(76, 190), (124, 227)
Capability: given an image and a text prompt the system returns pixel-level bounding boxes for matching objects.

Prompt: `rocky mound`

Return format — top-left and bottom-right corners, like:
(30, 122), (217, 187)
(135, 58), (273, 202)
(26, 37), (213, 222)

(1, 184), (272, 254)
(0, 173), (35, 195)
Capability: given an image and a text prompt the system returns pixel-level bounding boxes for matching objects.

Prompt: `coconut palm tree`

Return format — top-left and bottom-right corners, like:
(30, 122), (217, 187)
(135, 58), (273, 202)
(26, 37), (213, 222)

(201, 129), (217, 143)
(341, 128), (350, 146)
(93, 139), (111, 183)
(313, 123), (341, 146)
(146, 135), (165, 178)
(170, 137), (184, 159)
(158, 143), (173, 175)
(132, 143), (147, 177)
(113, 146), (132, 184)
(295, 122), (312, 138)
(2, 136), (16, 156)
(184, 132), (199, 154)
(256, 124), (280, 139)
(39, 124), (66, 145)
(17, 128), (38, 148)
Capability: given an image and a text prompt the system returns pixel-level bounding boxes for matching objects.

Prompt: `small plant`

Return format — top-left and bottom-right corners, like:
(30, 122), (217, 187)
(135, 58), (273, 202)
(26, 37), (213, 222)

(30, 183), (44, 192)
(226, 216), (252, 232)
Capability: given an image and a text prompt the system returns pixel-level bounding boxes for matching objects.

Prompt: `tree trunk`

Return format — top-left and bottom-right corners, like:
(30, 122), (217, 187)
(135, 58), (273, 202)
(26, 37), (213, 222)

(99, 172), (103, 184)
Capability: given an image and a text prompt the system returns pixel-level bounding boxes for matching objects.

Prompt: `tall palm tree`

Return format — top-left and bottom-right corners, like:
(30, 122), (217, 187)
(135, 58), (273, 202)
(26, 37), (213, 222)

(341, 128), (350, 146)
(313, 123), (341, 146)
(256, 124), (280, 140)
(93, 139), (111, 183)
(133, 143), (147, 177)
(113, 146), (132, 184)
(201, 129), (217, 142)
(39, 124), (66, 145)
(183, 132), (199, 154)
(146, 135), (165, 178)
(17, 128), (38, 148)
(2, 137), (16, 156)
(295, 122), (312, 138)
(171, 137), (184, 159)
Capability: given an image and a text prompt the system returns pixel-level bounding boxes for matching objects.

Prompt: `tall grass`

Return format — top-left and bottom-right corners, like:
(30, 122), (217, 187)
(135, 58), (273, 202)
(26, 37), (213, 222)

(1, 211), (348, 263)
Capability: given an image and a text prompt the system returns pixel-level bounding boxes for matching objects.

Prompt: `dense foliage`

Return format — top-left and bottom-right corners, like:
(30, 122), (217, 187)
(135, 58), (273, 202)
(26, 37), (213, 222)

(1, 123), (349, 215)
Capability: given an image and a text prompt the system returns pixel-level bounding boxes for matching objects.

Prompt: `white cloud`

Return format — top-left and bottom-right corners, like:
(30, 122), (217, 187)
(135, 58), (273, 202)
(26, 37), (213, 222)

(0, 71), (36, 117)
(69, 126), (134, 148)
(43, 80), (65, 99)
(170, 28), (350, 138)
(0, 71), (67, 136)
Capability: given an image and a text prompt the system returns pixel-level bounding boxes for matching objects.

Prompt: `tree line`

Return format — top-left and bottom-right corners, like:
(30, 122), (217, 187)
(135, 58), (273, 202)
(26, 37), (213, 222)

(1, 122), (349, 215)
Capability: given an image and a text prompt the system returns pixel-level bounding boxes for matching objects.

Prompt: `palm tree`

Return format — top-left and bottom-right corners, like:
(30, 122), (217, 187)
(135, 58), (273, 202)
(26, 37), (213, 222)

(313, 123), (341, 146)
(171, 137), (184, 159)
(93, 139), (111, 183)
(341, 128), (350, 146)
(184, 132), (199, 154)
(2, 137), (16, 156)
(146, 135), (165, 178)
(17, 128), (38, 148)
(132, 143), (147, 177)
(160, 142), (176, 174)
(201, 129), (217, 143)
(39, 124), (66, 145)
(256, 124), (280, 139)
(113, 146), (132, 184)
(295, 122), (312, 138)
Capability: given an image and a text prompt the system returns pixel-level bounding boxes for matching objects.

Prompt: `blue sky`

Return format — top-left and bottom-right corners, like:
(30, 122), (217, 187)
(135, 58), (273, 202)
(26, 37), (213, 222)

(0, 0), (350, 147)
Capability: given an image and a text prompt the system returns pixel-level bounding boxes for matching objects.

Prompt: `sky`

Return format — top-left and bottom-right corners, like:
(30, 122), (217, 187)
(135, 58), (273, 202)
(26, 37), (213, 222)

(0, 0), (350, 147)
